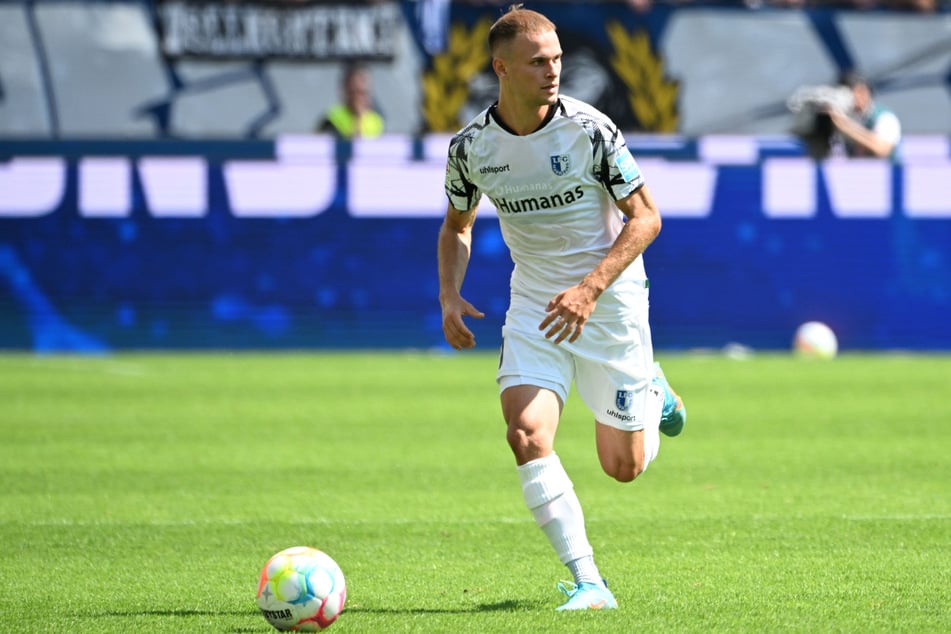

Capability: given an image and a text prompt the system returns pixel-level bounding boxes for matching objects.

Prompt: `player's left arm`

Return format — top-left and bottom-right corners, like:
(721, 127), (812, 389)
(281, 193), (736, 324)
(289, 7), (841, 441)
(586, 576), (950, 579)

(540, 185), (661, 343)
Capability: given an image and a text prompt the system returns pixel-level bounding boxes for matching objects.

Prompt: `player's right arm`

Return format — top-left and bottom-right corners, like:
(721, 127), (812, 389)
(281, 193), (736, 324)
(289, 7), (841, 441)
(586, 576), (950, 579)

(438, 204), (485, 350)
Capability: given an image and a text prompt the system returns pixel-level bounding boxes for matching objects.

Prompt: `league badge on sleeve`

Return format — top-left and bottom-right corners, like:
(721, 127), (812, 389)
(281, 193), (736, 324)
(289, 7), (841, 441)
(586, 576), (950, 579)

(550, 154), (570, 176)
(615, 147), (641, 183)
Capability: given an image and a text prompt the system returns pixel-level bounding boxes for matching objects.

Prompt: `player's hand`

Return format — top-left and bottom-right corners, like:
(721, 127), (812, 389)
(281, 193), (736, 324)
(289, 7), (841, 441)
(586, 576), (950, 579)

(441, 296), (485, 350)
(539, 285), (597, 344)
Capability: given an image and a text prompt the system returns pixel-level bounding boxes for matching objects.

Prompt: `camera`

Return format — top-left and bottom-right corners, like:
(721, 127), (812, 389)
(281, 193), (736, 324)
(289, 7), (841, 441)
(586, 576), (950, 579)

(787, 85), (854, 159)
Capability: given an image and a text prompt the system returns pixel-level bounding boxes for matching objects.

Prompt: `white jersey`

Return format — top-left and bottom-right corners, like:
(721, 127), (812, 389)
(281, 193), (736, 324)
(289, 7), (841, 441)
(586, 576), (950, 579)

(445, 96), (647, 314)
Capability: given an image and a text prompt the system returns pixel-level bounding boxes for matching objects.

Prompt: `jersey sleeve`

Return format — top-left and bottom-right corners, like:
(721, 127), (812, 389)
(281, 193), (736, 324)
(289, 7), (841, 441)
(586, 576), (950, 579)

(445, 131), (480, 211)
(591, 120), (645, 201)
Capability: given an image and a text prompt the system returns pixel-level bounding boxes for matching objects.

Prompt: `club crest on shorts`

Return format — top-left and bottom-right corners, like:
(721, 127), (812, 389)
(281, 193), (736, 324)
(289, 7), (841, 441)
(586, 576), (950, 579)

(615, 389), (634, 411)
(550, 154), (570, 176)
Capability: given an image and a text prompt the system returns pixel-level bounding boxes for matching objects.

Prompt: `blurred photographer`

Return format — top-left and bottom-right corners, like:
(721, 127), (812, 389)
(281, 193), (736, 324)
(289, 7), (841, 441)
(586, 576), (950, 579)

(826, 70), (901, 160)
(788, 70), (901, 161)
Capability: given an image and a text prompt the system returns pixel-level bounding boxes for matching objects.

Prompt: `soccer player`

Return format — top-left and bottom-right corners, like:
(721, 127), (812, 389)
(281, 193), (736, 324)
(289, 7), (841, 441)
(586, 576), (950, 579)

(437, 4), (687, 611)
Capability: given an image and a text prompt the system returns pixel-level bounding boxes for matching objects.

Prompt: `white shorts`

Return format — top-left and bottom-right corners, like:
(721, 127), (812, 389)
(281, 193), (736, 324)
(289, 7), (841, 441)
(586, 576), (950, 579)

(496, 289), (662, 432)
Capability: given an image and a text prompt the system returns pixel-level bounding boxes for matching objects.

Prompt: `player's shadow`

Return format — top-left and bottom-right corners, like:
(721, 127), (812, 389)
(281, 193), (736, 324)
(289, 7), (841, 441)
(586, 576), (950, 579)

(345, 599), (537, 614)
(94, 602), (538, 633)
(98, 609), (251, 617)
(230, 602), (537, 632)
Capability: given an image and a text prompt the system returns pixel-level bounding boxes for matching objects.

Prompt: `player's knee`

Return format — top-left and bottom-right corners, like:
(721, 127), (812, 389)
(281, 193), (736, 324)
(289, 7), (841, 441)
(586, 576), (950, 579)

(506, 424), (553, 462)
(603, 458), (645, 483)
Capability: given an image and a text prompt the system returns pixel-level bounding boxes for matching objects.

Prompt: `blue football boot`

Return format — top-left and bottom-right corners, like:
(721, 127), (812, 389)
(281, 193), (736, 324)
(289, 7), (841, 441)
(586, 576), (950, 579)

(555, 580), (618, 611)
(654, 362), (686, 437)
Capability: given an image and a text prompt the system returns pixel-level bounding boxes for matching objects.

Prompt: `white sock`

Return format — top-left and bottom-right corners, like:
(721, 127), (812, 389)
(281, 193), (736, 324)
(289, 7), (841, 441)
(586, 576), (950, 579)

(517, 453), (602, 584)
(643, 384), (663, 468)
(566, 556), (603, 586)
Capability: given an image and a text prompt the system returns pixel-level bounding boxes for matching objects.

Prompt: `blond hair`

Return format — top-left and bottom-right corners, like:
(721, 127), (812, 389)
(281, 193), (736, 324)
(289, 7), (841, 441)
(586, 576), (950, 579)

(488, 4), (556, 56)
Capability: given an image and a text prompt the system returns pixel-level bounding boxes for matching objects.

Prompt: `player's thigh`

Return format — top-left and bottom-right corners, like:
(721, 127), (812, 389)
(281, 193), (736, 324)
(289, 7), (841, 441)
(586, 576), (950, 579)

(501, 383), (563, 427)
(501, 384), (562, 464)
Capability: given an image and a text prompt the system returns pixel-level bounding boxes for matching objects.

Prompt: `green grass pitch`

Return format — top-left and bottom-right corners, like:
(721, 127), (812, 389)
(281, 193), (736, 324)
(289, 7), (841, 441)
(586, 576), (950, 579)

(1, 352), (949, 633)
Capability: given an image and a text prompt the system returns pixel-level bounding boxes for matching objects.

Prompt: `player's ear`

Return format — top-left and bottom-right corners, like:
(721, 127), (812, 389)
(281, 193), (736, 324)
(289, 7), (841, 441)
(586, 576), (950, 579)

(492, 57), (506, 78)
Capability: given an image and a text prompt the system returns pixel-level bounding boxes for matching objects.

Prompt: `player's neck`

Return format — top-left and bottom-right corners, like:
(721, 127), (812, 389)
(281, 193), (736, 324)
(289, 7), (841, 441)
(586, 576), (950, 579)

(495, 99), (553, 136)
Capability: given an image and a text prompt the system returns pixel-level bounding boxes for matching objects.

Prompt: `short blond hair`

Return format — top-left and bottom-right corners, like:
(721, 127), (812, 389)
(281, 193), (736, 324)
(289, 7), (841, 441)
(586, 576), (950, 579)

(488, 4), (556, 56)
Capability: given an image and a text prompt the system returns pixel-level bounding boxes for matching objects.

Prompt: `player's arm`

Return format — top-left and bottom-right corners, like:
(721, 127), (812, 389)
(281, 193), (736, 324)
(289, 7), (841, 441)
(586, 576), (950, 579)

(826, 109), (895, 158)
(438, 204), (485, 350)
(584, 184), (661, 295)
(541, 185), (661, 343)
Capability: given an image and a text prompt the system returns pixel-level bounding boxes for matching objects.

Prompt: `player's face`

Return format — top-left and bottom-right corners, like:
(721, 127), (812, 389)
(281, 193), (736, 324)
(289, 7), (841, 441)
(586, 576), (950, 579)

(502, 29), (562, 108)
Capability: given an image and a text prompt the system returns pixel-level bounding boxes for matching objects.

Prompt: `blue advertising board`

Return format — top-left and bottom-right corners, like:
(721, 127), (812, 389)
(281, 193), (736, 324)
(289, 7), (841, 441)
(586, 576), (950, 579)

(1, 135), (949, 352)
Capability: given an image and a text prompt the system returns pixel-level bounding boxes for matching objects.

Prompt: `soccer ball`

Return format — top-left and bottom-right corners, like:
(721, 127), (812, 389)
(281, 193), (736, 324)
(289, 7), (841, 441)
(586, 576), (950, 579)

(256, 546), (347, 631)
(793, 321), (838, 359)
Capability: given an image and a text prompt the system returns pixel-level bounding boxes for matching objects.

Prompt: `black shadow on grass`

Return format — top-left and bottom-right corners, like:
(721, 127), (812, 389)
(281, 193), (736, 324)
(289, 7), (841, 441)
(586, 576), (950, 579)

(92, 609), (253, 617)
(344, 599), (538, 614)
(89, 602), (539, 633)
(85, 609), (271, 633)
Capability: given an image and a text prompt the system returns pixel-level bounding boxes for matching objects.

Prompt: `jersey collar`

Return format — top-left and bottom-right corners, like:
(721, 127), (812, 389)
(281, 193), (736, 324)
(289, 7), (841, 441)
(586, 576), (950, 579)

(488, 99), (561, 136)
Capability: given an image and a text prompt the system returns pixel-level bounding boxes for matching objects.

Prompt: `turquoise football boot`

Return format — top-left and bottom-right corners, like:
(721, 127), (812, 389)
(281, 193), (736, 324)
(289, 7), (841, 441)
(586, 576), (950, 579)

(654, 362), (686, 437)
(555, 581), (618, 611)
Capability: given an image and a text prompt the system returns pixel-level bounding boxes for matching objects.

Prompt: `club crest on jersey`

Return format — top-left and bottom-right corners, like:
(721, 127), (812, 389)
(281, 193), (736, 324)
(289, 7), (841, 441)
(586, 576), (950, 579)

(550, 154), (570, 176)
(615, 389), (634, 411)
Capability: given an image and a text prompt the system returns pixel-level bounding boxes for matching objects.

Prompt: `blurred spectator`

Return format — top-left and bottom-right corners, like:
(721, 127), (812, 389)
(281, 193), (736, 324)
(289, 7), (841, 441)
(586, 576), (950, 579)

(316, 62), (384, 139)
(624, 0), (655, 13)
(826, 70), (902, 160)
(883, 0), (938, 10)
(621, 0), (943, 9)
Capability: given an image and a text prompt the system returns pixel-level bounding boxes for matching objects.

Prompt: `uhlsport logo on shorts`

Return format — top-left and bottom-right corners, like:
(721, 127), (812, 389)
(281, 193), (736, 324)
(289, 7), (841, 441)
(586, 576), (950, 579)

(550, 154), (570, 176)
(615, 389), (634, 411)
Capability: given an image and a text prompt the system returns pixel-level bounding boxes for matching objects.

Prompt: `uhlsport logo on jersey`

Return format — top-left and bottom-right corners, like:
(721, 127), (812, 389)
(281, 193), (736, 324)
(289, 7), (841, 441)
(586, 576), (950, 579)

(615, 389), (634, 411)
(550, 154), (570, 176)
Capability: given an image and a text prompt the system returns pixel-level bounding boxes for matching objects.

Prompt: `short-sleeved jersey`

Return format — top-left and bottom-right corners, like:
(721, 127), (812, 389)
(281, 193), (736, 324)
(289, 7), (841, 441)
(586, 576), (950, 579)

(445, 95), (647, 309)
